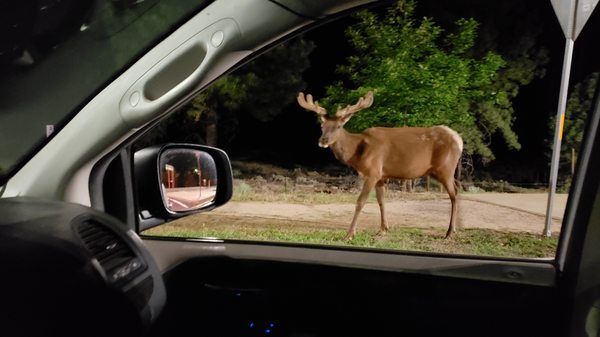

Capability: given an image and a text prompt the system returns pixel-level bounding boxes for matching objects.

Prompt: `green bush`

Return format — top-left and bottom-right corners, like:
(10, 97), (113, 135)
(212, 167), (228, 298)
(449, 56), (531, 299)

(233, 181), (254, 200)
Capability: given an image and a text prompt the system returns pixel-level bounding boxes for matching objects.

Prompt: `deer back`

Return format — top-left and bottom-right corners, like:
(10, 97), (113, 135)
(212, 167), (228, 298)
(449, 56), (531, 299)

(346, 126), (462, 180)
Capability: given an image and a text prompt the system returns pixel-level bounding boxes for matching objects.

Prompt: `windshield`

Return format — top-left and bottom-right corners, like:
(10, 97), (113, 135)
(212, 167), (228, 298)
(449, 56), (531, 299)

(0, 0), (212, 185)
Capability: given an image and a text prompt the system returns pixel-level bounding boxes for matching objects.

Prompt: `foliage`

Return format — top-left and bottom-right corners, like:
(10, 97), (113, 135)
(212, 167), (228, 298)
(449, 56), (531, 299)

(548, 72), (598, 169)
(233, 181), (254, 200)
(321, 0), (522, 161)
(472, 180), (540, 193)
(425, 0), (551, 160)
(233, 38), (316, 122)
(190, 38), (316, 145)
(230, 182), (379, 204)
(138, 37), (315, 148)
(546, 72), (598, 191)
(145, 224), (557, 258)
(470, 2), (550, 158)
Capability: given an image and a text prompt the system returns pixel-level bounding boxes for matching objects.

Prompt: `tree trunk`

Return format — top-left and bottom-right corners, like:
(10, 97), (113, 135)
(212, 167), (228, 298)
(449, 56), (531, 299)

(205, 108), (218, 147)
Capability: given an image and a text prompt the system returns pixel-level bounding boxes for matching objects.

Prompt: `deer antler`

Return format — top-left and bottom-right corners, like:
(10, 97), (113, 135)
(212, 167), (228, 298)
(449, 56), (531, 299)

(297, 92), (327, 117)
(336, 91), (374, 118)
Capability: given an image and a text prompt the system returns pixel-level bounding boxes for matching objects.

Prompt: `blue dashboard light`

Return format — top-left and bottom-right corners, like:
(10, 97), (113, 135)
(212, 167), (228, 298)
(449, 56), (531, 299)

(269, 323), (275, 327)
(249, 322), (255, 328)
(265, 329), (271, 334)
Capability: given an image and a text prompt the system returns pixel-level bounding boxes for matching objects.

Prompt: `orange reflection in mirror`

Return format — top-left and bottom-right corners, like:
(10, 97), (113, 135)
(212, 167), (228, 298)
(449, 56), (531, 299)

(159, 149), (217, 212)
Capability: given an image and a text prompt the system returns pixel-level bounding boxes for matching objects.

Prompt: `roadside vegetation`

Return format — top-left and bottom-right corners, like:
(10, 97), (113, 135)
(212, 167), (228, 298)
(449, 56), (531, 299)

(144, 161), (559, 259)
(145, 217), (558, 258)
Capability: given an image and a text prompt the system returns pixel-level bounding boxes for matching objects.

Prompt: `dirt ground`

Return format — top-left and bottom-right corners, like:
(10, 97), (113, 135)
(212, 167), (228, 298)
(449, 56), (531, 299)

(216, 162), (566, 235)
(208, 193), (565, 235)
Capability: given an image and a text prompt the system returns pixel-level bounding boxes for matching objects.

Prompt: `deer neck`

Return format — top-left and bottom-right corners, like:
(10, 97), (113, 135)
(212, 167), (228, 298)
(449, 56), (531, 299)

(329, 129), (364, 166)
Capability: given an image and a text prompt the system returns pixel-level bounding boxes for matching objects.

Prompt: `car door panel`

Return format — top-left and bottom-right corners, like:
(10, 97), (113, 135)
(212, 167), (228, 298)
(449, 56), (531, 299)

(147, 253), (561, 337)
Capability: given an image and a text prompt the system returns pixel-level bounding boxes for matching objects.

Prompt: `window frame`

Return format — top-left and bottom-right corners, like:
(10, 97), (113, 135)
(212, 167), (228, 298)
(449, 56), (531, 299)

(97, 0), (600, 289)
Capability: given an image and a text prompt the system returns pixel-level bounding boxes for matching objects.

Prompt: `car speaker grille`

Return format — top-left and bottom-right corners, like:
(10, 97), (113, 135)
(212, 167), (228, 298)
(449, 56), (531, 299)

(78, 220), (144, 283)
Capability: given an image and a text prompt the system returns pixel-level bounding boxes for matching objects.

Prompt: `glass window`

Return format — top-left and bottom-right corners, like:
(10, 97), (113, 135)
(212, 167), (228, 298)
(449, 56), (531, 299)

(0, 0), (212, 183)
(139, 0), (599, 259)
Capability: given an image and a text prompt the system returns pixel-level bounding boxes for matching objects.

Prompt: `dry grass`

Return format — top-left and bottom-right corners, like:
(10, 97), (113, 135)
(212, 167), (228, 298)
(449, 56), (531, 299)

(144, 213), (558, 258)
(144, 161), (559, 258)
(232, 180), (448, 204)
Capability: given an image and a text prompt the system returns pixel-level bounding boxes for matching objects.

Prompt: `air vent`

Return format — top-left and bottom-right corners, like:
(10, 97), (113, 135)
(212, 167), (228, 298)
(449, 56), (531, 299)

(78, 220), (144, 283)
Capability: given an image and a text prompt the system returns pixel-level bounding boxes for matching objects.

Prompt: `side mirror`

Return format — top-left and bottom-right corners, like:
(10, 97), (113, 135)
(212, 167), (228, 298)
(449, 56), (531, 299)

(134, 144), (233, 231)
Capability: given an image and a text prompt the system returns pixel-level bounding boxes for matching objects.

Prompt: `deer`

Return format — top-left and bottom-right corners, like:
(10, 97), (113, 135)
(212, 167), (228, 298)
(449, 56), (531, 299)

(297, 91), (463, 240)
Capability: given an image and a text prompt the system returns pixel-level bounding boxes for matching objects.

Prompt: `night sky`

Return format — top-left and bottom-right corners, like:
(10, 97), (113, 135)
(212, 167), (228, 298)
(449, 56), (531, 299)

(227, 0), (600, 184)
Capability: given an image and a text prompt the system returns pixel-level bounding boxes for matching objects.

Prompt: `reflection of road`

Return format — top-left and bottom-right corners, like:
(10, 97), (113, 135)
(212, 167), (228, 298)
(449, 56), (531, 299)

(166, 186), (216, 212)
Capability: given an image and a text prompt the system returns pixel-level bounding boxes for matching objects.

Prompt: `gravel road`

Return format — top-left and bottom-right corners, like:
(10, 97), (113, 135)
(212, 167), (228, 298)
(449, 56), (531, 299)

(208, 193), (567, 234)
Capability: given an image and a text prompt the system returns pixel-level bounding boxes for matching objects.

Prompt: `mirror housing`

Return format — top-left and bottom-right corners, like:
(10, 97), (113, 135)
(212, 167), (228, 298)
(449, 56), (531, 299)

(134, 144), (233, 231)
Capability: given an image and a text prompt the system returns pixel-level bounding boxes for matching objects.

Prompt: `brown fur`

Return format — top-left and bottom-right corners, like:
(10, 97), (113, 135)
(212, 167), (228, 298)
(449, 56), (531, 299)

(298, 92), (463, 240)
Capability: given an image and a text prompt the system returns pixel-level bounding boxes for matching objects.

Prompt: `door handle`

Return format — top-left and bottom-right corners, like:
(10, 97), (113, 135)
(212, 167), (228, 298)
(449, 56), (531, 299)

(120, 18), (241, 127)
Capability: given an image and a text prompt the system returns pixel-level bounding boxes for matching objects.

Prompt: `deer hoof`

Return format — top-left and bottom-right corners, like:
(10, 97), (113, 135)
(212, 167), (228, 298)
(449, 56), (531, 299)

(343, 233), (354, 241)
(376, 229), (388, 237)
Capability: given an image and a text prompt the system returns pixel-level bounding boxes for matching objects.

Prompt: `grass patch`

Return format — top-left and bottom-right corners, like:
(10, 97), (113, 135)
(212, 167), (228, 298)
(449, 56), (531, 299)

(455, 230), (558, 257)
(145, 187), (559, 259)
(231, 184), (374, 203)
(232, 191), (372, 204)
(144, 221), (557, 258)
(231, 184), (446, 204)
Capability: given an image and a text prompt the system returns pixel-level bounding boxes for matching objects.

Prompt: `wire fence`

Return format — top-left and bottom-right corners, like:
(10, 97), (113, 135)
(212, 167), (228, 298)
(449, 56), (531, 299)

(388, 177), (570, 193)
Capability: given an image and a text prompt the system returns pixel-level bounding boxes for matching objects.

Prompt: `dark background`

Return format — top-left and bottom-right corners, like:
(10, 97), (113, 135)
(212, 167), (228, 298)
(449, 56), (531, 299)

(226, 0), (600, 185)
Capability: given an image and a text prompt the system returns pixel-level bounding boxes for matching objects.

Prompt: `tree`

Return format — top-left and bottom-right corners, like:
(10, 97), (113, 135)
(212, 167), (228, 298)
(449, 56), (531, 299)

(549, 72), (598, 177)
(321, 0), (520, 162)
(139, 37), (315, 148)
(187, 37), (315, 147)
(189, 76), (249, 147)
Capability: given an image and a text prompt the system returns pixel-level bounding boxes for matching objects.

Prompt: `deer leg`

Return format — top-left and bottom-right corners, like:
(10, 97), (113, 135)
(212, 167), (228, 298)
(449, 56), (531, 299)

(438, 177), (458, 238)
(375, 180), (389, 235)
(344, 178), (377, 241)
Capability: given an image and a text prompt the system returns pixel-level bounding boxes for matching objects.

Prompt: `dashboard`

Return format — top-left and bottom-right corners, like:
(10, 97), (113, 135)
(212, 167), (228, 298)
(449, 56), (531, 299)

(0, 197), (165, 337)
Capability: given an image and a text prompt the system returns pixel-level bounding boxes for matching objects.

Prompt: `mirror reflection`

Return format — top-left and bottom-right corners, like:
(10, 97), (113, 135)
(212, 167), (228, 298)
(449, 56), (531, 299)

(159, 149), (218, 212)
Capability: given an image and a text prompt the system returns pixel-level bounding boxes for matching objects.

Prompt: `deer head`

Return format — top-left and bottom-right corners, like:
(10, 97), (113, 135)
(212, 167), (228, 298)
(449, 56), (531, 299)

(297, 91), (374, 148)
